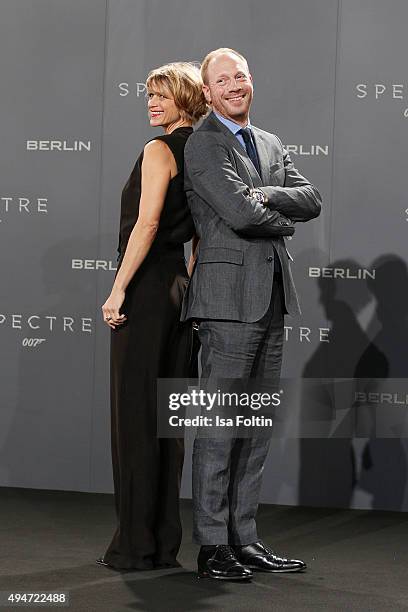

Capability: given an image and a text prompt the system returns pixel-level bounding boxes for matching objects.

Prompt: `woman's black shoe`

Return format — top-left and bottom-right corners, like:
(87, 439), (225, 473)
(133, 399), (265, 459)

(96, 556), (110, 567)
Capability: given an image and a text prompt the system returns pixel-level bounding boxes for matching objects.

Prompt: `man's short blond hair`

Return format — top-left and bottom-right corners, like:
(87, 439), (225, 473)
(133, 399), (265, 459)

(200, 48), (249, 85)
(146, 62), (208, 123)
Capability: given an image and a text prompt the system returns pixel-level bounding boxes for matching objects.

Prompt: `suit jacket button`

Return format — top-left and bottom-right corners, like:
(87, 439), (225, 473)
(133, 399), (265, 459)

(267, 255), (274, 262)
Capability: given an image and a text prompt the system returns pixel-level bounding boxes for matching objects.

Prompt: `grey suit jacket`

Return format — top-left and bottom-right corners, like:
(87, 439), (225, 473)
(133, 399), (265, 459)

(180, 111), (321, 323)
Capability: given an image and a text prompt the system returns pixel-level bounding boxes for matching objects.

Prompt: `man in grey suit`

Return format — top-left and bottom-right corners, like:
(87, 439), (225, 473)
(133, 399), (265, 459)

(181, 48), (322, 581)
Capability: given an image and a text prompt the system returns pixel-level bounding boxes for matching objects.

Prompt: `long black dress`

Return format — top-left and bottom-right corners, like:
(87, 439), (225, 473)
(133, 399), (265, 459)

(103, 127), (195, 570)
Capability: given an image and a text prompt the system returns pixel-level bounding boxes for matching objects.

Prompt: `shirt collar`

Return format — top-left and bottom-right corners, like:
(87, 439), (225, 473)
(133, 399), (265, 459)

(213, 110), (251, 135)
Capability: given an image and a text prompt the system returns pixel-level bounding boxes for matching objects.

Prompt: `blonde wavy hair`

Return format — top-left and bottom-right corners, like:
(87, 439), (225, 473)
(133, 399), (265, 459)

(146, 62), (208, 124)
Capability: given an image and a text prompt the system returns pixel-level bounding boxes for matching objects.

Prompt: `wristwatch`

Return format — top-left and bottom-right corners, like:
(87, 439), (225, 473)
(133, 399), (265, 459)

(250, 188), (267, 204)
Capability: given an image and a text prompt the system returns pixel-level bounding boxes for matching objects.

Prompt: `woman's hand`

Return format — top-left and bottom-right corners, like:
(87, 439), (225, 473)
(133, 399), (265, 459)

(188, 235), (199, 277)
(187, 254), (196, 277)
(101, 287), (127, 329)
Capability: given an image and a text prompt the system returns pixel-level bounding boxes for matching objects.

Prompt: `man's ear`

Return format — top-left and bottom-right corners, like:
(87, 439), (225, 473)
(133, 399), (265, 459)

(202, 84), (212, 105)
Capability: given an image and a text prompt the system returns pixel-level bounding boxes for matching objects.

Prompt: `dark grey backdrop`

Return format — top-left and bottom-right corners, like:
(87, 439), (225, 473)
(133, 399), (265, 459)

(1, 0), (407, 511)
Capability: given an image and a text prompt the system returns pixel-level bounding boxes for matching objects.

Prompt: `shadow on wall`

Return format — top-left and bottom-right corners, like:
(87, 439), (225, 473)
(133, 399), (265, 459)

(298, 255), (408, 511)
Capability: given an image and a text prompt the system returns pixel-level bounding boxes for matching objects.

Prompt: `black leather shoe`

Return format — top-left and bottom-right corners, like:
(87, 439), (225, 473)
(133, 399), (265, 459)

(197, 545), (253, 581)
(234, 541), (306, 573)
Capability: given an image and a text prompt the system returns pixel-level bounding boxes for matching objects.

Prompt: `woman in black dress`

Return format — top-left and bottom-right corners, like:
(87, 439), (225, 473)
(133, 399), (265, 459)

(99, 62), (206, 570)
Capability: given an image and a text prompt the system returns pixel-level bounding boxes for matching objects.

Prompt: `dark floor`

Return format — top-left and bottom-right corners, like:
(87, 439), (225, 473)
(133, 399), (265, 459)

(1, 488), (408, 612)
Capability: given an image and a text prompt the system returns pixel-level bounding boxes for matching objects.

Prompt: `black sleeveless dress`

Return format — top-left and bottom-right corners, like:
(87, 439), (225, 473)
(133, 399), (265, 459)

(103, 127), (195, 570)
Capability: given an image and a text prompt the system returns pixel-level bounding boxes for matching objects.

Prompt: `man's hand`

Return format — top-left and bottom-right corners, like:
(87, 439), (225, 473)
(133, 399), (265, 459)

(256, 143), (322, 222)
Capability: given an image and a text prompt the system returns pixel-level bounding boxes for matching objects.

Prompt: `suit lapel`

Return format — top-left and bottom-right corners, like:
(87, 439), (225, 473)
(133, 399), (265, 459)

(251, 128), (270, 185)
(204, 112), (263, 187)
(233, 147), (262, 187)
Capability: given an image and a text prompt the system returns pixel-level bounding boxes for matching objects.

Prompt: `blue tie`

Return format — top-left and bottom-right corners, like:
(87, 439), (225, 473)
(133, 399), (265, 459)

(238, 127), (261, 177)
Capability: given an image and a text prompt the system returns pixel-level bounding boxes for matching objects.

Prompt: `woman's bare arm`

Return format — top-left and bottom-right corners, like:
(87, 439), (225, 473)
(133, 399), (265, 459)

(101, 140), (175, 328)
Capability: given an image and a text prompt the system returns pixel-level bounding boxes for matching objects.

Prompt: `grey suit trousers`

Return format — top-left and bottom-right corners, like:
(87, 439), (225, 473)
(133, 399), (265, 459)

(192, 276), (285, 545)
